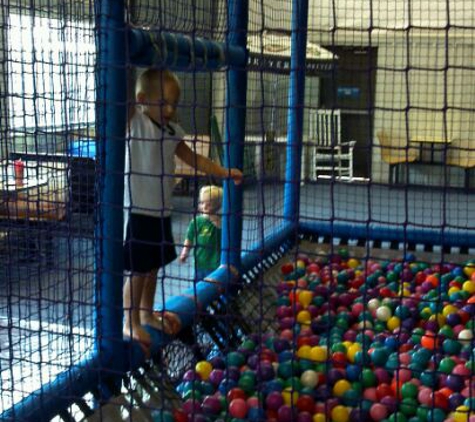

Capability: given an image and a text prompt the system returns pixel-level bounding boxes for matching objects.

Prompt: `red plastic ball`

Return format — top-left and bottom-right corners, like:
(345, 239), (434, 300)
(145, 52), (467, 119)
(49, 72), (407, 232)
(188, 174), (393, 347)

(229, 398), (248, 419)
(296, 395), (315, 413)
(227, 387), (247, 402)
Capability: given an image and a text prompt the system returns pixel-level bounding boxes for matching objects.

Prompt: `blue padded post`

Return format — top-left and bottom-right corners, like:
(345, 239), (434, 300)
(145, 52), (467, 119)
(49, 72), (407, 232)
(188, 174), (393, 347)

(284, 0), (309, 223)
(95, 0), (126, 373)
(129, 29), (247, 70)
(221, 0), (248, 271)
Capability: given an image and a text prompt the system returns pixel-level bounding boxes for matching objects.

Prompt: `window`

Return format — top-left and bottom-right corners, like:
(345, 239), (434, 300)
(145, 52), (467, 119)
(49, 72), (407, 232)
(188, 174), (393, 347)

(8, 14), (96, 130)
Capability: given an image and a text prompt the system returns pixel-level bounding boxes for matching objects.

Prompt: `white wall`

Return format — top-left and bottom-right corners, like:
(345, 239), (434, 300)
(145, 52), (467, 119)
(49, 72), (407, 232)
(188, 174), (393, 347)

(307, 0), (475, 183)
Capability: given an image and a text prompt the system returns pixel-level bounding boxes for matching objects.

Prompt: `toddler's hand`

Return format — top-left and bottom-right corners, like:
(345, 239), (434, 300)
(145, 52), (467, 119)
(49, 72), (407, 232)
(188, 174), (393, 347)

(179, 252), (188, 263)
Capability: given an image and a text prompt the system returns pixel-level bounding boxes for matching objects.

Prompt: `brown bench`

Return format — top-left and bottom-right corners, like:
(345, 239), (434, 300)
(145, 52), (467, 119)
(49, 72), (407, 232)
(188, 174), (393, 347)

(0, 160), (68, 262)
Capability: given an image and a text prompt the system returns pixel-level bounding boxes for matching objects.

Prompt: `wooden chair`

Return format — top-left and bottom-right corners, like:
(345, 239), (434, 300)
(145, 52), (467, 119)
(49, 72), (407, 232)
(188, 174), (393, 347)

(308, 109), (356, 181)
(446, 138), (475, 190)
(377, 130), (420, 184)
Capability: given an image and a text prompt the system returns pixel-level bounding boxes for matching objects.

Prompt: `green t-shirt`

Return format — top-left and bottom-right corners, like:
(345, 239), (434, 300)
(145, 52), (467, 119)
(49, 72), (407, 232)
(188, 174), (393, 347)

(185, 215), (221, 271)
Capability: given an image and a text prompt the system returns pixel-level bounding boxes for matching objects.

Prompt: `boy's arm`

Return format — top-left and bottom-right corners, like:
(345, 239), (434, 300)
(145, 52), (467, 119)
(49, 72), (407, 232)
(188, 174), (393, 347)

(179, 239), (192, 263)
(175, 140), (243, 185)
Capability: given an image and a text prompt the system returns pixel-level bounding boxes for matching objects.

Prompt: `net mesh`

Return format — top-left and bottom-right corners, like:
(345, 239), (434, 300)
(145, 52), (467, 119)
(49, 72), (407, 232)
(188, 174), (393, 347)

(1, 0), (475, 421)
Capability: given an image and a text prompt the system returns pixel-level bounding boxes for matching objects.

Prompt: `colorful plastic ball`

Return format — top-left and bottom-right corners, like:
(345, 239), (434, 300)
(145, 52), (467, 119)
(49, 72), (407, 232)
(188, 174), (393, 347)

(376, 306), (392, 322)
(228, 398), (248, 419)
(333, 379), (352, 397)
(226, 387), (247, 402)
(172, 409), (188, 422)
(387, 411), (408, 422)
(453, 405), (471, 422)
(387, 316), (401, 331)
(282, 387), (299, 406)
(182, 398), (202, 415)
(331, 405), (350, 422)
(458, 329), (474, 342)
(248, 406), (265, 422)
(371, 347), (389, 367)
(420, 333), (440, 350)
(449, 392), (466, 411)
(313, 413), (326, 422)
(401, 382), (418, 399)
(446, 374), (465, 392)
(300, 370), (319, 388)
(208, 369), (225, 386)
(151, 409), (174, 422)
(361, 368), (377, 388)
(400, 397), (418, 417)
(439, 357), (456, 374)
(296, 395), (315, 413)
(265, 391), (284, 411)
(299, 291), (314, 308)
(277, 404), (297, 422)
(310, 346), (327, 362)
(202, 395), (222, 415)
(426, 408), (446, 422)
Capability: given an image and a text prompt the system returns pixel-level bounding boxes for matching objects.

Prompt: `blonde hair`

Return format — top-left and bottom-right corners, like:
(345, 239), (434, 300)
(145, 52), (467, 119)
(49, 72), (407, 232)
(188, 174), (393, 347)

(135, 68), (181, 98)
(199, 185), (223, 211)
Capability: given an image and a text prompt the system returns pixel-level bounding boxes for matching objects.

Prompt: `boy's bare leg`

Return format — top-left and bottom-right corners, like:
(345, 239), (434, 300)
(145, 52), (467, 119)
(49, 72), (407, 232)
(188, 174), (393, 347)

(139, 270), (173, 333)
(123, 273), (152, 346)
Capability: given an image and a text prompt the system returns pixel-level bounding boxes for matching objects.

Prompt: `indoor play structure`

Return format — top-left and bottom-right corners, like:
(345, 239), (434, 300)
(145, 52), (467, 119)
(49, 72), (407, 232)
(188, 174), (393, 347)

(1, 0), (475, 421)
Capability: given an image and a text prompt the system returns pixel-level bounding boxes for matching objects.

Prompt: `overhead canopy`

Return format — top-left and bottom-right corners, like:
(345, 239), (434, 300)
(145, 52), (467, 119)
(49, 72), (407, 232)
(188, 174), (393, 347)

(247, 30), (337, 76)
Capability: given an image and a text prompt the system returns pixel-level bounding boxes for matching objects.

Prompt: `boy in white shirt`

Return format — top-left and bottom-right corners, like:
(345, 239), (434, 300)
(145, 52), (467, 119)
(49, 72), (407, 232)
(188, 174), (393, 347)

(123, 69), (242, 352)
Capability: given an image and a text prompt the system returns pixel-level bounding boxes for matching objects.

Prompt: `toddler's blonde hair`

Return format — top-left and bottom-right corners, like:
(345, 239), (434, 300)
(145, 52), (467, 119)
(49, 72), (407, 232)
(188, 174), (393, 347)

(199, 185), (223, 211)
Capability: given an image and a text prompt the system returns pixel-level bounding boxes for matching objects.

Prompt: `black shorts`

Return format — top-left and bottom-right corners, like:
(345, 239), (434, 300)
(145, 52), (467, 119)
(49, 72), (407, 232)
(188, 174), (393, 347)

(123, 214), (177, 274)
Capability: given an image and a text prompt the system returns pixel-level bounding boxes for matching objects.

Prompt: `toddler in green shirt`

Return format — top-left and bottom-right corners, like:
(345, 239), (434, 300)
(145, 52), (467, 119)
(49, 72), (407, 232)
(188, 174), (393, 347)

(180, 185), (223, 281)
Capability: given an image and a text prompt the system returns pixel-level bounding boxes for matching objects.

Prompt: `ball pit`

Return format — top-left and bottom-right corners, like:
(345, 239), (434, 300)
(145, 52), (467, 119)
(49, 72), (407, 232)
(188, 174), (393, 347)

(173, 251), (475, 422)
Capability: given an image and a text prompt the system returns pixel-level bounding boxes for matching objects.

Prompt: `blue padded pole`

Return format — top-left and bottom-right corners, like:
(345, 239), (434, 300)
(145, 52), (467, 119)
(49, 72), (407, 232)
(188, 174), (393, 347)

(95, 0), (126, 372)
(221, 1), (248, 270)
(129, 29), (247, 70)
(284, 0), (309, 223)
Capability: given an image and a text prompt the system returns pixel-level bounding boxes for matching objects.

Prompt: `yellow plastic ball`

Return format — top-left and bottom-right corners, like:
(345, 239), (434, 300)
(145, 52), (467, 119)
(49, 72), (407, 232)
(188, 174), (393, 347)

(463, 280), (475, 294)
(347, 258), (360, 269)
(195, 361), (213, 380)
(346, 343), (361, 363)
(297, 345), (312, 360)
(310, 346), (328, 362)
(297, 310), (312, 325)
(342, 341), (353, 350)
(429, 313), (446, 326)
(313, 413), (326, 422)
(387, 316), (401, 331)
(464, 264), (475, 278)
(398, 289), (411, 298)
(282, 387), (299, 406)
(448, 286), (461, 296)
(453, 405), (470, 422)
(331, 404), (350, 422)
(296, 259), (306, 269)
(443, 304), (458, 317)
(298, 291), (314, 308)
(333, 379), (352, 397)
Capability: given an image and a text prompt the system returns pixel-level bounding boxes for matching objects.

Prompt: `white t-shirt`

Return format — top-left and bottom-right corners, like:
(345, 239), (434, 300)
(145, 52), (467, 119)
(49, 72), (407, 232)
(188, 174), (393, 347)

(124, 108), (186, 218)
